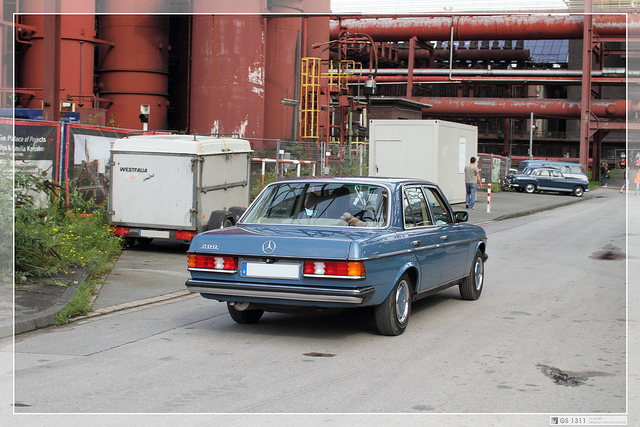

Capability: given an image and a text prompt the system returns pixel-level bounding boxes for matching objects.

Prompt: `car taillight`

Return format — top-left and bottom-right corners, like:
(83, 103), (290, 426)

(188, 254), (238, 272)
(176, 230), (197, 240)
(303, 261), (365, 278)
(113, 227), (129, 236)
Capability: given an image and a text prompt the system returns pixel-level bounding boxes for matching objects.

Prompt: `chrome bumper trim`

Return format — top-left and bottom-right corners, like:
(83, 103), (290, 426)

(186, 279), (375, 304)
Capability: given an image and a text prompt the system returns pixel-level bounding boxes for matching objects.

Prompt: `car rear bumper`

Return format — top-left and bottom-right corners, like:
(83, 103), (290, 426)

(185, 279), (376, 305)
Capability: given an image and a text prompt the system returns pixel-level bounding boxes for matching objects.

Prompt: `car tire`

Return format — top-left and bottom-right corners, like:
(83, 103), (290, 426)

(374, 273), (412, 336)
(573, 186), (584, 197)
(524, 183), (536, 194)
(227, 302), (264, 324)
(460, 249), (484, 300)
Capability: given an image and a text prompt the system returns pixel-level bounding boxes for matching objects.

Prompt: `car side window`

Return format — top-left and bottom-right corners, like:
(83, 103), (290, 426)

(403, 187), (432, 228)
(551, 170), (562, 177)
(423, 187), (453, 225)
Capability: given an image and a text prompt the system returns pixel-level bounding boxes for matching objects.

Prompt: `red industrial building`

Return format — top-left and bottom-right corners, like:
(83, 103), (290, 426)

(4, 1), (638, 178)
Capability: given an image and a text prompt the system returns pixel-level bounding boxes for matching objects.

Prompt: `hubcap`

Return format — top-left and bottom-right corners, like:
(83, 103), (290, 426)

(395, 280), (410, 323)
(474, 257), (484, 291)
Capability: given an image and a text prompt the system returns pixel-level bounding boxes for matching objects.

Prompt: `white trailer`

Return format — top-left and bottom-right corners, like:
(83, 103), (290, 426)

(108, 134), (252, 245)
(369, 120), (478, 204)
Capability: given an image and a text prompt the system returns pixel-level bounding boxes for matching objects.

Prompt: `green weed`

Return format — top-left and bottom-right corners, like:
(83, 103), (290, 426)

(54, 278), (94, 325)
(14, 163), (122, 282)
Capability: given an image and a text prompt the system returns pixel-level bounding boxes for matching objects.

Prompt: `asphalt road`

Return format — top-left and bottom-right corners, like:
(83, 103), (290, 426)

(3, 191), (634, 426)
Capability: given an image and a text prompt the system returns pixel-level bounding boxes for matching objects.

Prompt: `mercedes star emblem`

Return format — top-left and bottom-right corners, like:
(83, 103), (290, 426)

(262, 240), (276, 254)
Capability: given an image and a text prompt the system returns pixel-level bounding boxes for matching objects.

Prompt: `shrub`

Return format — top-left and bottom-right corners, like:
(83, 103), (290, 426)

(14, 164), (122, 282)
(0, 157), (12, 282)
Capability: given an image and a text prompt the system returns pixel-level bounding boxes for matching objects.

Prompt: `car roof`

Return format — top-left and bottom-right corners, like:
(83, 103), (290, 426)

(271, 176), (437, 187)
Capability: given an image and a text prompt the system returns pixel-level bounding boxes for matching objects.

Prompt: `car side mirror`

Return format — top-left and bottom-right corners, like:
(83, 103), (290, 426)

(454, 211), (468, 223)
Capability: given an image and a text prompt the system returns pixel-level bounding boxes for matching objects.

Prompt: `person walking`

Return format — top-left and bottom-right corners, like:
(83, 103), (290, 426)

(635, 169), (640, 196)
(621, 166), (629, 193)
(600, 162), (609, 187)
(464, 157), (483, 209)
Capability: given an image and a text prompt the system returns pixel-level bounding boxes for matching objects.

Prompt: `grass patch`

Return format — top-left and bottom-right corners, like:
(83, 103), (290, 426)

(54, 253), (120, 325)
(14, 162), (125, 324)
(54, 278), (94, 325)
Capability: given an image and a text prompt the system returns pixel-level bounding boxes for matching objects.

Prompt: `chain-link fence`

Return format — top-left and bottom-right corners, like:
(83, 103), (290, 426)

(246, 138), (369, 199)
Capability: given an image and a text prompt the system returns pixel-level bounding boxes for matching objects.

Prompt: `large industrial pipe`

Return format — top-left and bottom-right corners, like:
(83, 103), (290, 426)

(346, 67), (629, 85)
(189, 15), (266, 138)
(418, 97), (630, 118)
(357, 75), (627, 86)
(331, 48), (531, 62)
(358, 68), (628, 77)
(18, 14), (96, 109)
(97, 15), (170, 130)
(330, 15), (635, 41)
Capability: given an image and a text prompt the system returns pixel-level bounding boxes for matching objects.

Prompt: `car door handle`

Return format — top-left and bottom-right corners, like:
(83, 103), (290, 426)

(441, 235), (450, 241)
(412, 240), (421, 246)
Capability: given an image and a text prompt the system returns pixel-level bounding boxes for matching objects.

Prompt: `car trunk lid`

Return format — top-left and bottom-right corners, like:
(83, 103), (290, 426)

(189, 224), (373, 260)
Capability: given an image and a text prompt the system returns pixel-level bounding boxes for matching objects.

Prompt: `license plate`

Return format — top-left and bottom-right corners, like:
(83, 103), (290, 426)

(138, 229), (170, 238)
(241, 262), (300, 280)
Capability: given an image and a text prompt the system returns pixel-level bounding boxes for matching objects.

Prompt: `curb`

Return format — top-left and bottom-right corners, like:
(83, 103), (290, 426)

(75, 290), (194, 322)
(6, 267), (91, 338)
(491, 194), (592, 222)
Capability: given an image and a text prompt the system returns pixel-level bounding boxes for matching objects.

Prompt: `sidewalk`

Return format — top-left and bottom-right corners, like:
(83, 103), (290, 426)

(3, 182), (619, 339)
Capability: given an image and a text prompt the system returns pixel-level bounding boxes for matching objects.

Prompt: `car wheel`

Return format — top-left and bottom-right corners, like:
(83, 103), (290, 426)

(573, 186), (584, 197)
(227, 302), (264, 324)
(460, 249), (484, 300)
(524, 183), (536, 194)
(374, 273), (412, 336)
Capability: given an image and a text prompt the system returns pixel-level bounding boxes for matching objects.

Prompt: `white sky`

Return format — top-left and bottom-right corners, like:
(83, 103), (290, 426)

(330, 0), (570, 14)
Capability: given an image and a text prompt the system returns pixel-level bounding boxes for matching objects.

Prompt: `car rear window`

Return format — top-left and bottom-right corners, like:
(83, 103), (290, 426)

(242, 182), (389, 227)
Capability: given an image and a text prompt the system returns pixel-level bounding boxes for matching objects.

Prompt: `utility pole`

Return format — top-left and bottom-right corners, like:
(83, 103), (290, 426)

(529, 112), (534, 160)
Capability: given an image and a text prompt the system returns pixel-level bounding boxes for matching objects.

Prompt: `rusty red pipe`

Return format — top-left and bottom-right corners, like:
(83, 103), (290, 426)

(331, 15), (635, 41)
(418, 97), (631, 118)
(331, 48), (530, 62)
(353, 75), (627, 86)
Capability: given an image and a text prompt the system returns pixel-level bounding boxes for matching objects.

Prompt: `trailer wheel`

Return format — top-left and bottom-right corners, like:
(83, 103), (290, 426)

(208, 210), (234, 230)
(122, 237), (136, 248)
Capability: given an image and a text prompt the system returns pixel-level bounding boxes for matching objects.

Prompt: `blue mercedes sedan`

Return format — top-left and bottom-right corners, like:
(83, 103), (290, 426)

(185, 177), (488, 335)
